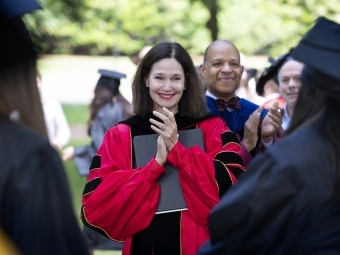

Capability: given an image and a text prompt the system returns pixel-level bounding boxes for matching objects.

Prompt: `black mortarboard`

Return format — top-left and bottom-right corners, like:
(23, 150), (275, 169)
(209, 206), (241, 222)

(255, 55), (291, 96)
(97, 69), (126, 92)
(246, 68), (258, 81)
(0, 0), (41, 18)
(268, 56), (276, 66)
(0, 0), (41, 70)
(290, 17), (340, 84)
(0, 17), (37, 70)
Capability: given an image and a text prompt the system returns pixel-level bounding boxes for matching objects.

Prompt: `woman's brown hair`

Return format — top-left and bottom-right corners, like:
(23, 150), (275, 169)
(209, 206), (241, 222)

(132, 42), (209, 118)
(0, 58), (48, 138)
(88, 84), (132, 129)
(286, 65), (340, 196)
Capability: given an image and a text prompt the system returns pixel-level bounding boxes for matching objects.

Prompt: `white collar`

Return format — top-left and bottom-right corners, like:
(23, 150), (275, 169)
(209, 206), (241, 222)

(205, 90), (218, 100)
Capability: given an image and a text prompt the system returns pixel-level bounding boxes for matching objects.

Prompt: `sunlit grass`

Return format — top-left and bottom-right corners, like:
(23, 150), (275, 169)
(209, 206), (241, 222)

(62, 104), (89, 125)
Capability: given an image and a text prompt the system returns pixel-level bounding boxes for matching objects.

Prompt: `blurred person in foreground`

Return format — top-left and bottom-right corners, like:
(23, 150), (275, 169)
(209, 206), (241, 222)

(200, 40), (284, 167)
(256, 57), (286, 110)
(0, 228), (20, 255)
(37, 71), (71, 150)
(0, 3), (89, 255)
(198, 16), (340, 255)
(62, 69), (132, 253)
(81, 42), (245, 255)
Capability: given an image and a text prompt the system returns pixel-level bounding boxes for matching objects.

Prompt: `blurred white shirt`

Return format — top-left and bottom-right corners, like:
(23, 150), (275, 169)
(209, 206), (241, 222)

(281, 104), (291, 130)
(42, 95), (70, 149)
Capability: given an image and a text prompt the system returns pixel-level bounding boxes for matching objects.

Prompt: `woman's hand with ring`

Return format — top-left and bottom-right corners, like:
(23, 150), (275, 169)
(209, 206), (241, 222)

(160, 123), (166, 131)
(150, 107), (178, 151)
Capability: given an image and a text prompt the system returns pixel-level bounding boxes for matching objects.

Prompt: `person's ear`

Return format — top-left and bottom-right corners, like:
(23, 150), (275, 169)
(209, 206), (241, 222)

(145, 78), (150, 87)
(241, 65), (245, 74)
(199, 64), (206, 79)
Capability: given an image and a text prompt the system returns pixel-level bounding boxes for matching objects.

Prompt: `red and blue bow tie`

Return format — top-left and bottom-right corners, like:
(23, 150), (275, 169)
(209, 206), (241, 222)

(216, 96), (241, 111)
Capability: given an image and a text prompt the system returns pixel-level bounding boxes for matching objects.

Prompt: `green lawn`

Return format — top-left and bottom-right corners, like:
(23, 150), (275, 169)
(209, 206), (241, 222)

(62, 104), (89, 125)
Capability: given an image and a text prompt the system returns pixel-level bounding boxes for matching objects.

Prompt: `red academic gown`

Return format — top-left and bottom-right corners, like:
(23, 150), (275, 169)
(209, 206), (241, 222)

(81, 114), (245, 255)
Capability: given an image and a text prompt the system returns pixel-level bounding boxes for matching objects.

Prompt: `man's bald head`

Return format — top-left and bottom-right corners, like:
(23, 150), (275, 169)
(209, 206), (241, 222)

(203, 40), (240, 64)
(200, 39), (244, 102)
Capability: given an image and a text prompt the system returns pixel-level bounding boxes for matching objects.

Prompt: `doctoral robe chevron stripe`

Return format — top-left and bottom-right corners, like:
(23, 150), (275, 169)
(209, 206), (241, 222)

(214, 131), (245, 197)
(82, 155), (102, 199)
(89, 155), (101, 172)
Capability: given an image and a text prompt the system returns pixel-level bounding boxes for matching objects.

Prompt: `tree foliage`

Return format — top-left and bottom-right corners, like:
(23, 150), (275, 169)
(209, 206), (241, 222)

(190, 0), (219, 41)
(218, 0), (340, 56)
(24, 0), (340, 57)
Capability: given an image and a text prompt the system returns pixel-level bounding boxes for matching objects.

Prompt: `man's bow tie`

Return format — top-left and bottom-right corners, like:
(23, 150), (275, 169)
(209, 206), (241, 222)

(216, 97), (241, 111)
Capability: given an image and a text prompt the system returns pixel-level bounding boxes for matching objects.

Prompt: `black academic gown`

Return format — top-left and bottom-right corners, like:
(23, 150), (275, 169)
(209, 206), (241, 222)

(0, 116), (89, 255)
(198, 119), (340, 255)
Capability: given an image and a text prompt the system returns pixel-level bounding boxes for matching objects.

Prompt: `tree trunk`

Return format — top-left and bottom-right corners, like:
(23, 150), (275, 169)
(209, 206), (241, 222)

(206, 0), (218, 41)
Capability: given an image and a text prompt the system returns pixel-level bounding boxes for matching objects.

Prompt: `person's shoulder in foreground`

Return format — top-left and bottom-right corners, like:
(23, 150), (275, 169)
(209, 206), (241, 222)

(0, 116), (89, 255)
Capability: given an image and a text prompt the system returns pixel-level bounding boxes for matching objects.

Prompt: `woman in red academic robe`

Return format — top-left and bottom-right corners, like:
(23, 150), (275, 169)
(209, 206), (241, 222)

(81, 42), (245, 255)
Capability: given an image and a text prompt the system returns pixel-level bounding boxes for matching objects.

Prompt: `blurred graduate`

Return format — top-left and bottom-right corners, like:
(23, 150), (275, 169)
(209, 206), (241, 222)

(62, 69), (132, 176)
(257, 54), (304, 130)
(256, 57), (286, 110)
(0, 0), (89, 254)
(198, 17), (340, 255)
(62, 69), (132, 252)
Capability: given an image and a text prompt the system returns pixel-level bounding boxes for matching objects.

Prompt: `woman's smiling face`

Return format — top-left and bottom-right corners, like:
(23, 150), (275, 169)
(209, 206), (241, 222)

(146, 57), (185, 114)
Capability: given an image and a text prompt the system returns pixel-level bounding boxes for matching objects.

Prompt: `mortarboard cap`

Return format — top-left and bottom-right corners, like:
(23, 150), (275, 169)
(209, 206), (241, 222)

(268, 56), (276, 66)
(290, 17), (340, 83)
(246, 68), (258, 81)
(0, 0), (41, 70)
(255, 54), (291, 96)
(0, 17), (37, 70)
(0, 0), (41, 18)
(97, 69), (126, 93)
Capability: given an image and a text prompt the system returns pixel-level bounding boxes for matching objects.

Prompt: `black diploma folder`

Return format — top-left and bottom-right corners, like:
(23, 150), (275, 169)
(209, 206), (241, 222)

(133, 128), (205, 214)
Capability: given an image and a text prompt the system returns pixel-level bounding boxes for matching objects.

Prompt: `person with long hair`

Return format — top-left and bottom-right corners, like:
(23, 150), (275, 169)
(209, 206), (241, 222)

(62, 69), (132, 251)
(62, 69), (132, 176)
(0, 4), (89, 255)
(256, 57), (286, 110)
(198, 17), (340, 255)
(62, 69), (132, 252)
(80, 42), (245, 255)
